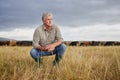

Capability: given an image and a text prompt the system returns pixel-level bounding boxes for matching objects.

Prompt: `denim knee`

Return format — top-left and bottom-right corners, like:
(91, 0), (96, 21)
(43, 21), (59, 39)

(30, 48), (39, 59)
(60, 43), (66, 51)
(57, 43), (66, 55)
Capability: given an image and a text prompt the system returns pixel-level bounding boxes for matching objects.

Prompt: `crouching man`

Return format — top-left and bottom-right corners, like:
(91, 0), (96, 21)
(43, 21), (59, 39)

(30, 12), (66, 66)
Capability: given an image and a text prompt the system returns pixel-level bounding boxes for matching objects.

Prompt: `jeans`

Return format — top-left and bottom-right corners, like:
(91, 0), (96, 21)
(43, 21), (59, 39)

(30, 43), (66, 62)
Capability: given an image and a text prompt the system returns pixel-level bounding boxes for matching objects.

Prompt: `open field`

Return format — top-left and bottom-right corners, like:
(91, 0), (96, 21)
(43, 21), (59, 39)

(0, 46), (120, 80)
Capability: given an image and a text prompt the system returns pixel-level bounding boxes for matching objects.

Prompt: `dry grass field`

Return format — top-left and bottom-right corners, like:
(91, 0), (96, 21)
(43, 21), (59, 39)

(0, 46), (120, 80)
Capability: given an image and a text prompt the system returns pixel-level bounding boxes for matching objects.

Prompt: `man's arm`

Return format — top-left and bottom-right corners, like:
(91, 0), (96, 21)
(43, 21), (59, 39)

(33, 28), (41, 49)
(44, 40), (63, 52)
(52, 40), (63, 47)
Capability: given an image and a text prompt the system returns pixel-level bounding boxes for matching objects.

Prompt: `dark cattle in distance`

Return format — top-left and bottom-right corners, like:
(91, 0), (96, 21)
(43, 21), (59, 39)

(100, 41), (106, 46)
(80, 41), (92, 46)
(104, 41), (115, 46)
(16, 41), (32, 46)
(92, 41), (101, 46)
(69, 41), (80, 46)
(0, 41), (10, 46)
(114, 41), (120, 46)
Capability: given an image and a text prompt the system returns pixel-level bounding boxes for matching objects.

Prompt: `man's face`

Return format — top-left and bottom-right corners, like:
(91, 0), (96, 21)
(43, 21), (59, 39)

(43, 15), (53, 27)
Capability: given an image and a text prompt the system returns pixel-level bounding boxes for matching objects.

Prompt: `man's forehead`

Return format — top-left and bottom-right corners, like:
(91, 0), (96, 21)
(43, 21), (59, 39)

(45, 15), (53, 19)
(46, 15), (52, 17)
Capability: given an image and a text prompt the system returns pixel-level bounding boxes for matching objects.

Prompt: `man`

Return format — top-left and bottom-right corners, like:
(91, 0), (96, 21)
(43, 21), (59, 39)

(30, 12), (66, 66)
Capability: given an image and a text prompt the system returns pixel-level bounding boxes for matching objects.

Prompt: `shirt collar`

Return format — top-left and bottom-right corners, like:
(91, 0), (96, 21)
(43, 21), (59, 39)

(43, 24), (53, 31)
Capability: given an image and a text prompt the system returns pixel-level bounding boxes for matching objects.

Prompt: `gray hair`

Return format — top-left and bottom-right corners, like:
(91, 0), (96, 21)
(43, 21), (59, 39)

(42, 12), (53, 21)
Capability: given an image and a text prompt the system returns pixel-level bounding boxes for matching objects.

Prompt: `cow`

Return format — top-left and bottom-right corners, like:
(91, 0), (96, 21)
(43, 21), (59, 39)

(114, 41), (120, 46)
(92, 41), (101, 46)
(69, 41), (80, 46)
(104, 41), (115, 46)
(80, 41), (92, 46)
(9, 40), (16, 46)
(0, 41), (5, 46)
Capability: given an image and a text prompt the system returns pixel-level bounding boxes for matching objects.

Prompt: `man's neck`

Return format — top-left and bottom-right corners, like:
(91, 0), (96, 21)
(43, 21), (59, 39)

(45, 25), (52, 31)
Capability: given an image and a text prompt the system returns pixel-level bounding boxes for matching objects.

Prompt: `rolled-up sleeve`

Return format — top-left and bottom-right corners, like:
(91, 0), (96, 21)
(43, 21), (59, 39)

(33, 28), (40, 48)
(55, 26), (63, 41)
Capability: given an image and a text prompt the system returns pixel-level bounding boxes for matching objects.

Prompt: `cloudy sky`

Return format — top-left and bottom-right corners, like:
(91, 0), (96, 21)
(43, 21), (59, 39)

(0, 0), (120, 41)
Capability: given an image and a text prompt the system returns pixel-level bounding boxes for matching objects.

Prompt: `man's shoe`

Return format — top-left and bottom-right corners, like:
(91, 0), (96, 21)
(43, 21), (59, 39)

(53, 54), (62, 66)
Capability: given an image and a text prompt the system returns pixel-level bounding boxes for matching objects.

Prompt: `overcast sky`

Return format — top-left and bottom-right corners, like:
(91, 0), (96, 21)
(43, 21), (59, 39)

(0, 0), (120, 41)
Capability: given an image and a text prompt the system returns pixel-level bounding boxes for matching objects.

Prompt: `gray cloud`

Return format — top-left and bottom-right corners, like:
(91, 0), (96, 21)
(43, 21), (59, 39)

(0, 0), (120, 31)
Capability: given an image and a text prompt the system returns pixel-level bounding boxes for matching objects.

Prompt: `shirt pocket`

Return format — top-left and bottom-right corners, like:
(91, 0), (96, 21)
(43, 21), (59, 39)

(49, 34), (55, 41)
(41, 38), (46, 43)
(39, 35), (46, 44)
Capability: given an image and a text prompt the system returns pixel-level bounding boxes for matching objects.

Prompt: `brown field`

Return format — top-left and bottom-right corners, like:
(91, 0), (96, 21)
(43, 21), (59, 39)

(0, 46), (120, 80)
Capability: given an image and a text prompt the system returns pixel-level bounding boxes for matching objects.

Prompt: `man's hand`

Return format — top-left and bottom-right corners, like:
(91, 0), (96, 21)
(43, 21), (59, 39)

(37, 46), (45, 51)
(44, 44), (55, 52)
(37, 40), (62, 52)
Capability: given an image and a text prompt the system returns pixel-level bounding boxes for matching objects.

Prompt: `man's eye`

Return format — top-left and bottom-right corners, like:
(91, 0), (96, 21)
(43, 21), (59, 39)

(48, 19), (53, 20)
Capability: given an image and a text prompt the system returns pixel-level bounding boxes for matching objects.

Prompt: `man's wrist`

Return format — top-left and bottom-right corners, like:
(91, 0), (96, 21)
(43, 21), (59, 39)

(52, 41), (62, 47)
(37, 46), (43, 50)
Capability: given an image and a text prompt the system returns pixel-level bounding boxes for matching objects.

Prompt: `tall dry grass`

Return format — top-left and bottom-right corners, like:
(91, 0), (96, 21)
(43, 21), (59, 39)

(0, 46), (120, 80)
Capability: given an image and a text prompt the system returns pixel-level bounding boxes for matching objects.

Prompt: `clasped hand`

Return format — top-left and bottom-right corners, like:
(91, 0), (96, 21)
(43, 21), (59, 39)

(40, 44), (55, 52)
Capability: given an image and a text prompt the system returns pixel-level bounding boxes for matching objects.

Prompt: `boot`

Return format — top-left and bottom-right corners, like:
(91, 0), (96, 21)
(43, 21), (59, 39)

(53, 53), (62, 66)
